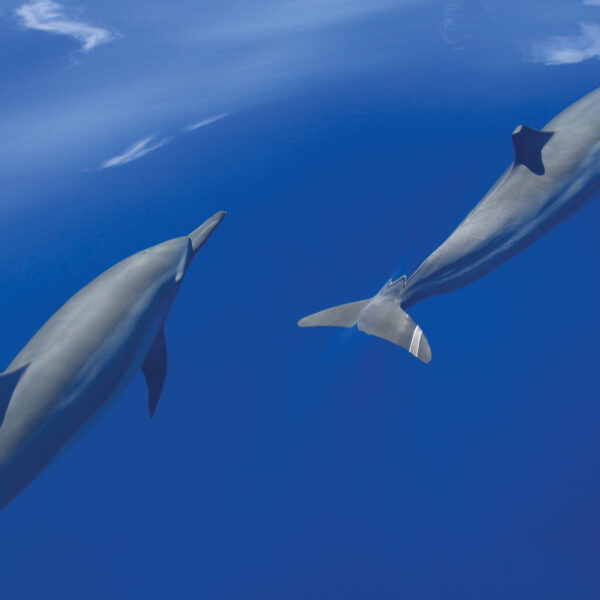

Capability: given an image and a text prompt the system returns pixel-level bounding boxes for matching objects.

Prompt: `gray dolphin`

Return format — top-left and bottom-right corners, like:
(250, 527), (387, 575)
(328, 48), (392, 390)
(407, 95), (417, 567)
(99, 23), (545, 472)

(0, 211), (225, 510)
(299, 87), (600, 362)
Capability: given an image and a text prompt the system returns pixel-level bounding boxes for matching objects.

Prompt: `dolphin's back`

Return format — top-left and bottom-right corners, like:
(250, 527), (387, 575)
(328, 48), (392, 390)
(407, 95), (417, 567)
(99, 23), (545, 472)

(9, 237), (190, 371)
(399, 87), (600, 307)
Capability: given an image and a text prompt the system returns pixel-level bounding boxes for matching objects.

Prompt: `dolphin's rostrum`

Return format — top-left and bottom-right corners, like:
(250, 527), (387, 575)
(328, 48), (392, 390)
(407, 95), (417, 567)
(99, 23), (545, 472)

(0, 211), (225, 510)
(299, 87), (600, 362)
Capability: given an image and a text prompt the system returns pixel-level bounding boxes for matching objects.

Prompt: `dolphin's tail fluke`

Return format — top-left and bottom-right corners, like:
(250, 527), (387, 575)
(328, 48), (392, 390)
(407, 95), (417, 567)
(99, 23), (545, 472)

(297, 299), (372, 328)
(298, 282), (432, 363)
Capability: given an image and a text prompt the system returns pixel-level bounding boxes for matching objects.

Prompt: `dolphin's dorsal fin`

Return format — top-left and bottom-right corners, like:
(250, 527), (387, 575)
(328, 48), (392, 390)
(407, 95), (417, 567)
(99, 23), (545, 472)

(511, 125), (554, 175)
(142, 329), (167, 418)
(0, 363), (29, 427)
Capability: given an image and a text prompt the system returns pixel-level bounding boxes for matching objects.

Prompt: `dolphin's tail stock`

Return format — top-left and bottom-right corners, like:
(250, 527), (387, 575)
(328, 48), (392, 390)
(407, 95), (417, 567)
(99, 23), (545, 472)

(297, 277), (432, 363)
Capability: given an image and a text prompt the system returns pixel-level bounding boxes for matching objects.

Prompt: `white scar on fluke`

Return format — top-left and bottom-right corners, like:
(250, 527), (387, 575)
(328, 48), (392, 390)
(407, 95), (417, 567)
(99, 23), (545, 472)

(0, 211), (225, 510)
(299, 87), (600, 362)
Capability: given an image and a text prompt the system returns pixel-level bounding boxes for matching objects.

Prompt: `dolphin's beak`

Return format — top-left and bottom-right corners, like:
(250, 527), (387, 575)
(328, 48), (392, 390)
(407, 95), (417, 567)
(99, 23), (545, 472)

(188, 211), (226, 255)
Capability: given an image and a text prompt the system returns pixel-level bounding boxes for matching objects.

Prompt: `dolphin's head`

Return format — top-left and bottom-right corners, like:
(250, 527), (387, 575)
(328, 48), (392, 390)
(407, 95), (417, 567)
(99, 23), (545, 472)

(160, 210), (226, 283)
(139, 211), (226, 286)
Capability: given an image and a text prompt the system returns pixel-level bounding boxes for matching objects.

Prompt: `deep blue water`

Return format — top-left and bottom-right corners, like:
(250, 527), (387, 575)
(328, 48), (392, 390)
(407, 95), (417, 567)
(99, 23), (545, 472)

(1, 1), (600, 598)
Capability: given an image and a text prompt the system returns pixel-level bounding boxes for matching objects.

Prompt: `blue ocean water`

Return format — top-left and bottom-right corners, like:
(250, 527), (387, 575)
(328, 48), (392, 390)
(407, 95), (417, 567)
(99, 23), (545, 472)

(1, 1), (600, 598)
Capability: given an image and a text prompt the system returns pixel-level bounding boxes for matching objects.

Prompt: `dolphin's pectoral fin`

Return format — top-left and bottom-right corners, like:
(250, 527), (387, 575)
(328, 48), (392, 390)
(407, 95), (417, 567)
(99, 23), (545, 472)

(142, 329), (168, 418)
(0, 363), (29, 427)
(511, 125), (555, 176)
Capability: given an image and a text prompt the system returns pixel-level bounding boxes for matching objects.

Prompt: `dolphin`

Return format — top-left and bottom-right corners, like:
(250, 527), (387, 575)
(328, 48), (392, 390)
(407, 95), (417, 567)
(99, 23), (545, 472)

(299, 87), (600, 362)
(0, 211), (225, 510)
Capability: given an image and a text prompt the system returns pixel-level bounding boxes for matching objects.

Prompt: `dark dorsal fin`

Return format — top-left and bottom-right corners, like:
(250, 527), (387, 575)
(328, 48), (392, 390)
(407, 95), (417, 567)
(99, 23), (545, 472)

(0, 363), (29, 427)
(142, 329), (167, 418)
(511, 125), (554, 175)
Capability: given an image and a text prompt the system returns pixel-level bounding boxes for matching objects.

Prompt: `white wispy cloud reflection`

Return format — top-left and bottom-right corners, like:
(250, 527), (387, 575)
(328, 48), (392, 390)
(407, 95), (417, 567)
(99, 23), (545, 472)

(100, 113), (230, 168)
(184, 113), (230, 133)
(528, 0), (600, 65)
(532, 22), (600, 65)
(15, 0), (118, 53)
(100, 136), (171, 169)
(1, 0), (432, 172)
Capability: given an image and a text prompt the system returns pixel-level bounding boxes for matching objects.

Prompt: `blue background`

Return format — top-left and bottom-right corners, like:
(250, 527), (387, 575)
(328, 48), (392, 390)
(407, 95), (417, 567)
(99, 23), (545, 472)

(1, 1), (600, 597)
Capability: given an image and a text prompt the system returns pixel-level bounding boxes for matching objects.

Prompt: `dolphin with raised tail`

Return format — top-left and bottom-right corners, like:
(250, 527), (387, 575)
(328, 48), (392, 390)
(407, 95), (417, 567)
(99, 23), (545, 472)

(0, 211), (225, 510)
(299, 88), (600, 362)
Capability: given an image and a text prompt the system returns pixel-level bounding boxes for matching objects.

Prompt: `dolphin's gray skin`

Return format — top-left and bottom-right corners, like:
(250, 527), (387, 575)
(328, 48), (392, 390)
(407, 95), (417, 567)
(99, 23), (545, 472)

(299, 87), (600, 363)
(0, 211), (225, 510)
